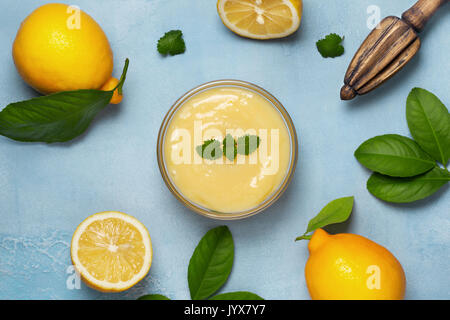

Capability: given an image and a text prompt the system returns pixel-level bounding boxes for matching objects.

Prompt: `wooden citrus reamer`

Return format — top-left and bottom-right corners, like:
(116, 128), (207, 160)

(340, 0), (449, 100)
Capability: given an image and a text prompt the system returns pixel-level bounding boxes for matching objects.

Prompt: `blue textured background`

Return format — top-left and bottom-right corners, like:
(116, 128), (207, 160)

(0, 0), (449, 300)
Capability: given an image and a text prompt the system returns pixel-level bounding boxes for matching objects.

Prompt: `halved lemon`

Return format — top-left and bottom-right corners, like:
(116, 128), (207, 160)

(71, 211), (152, 292)
(217, 0), (302, 40)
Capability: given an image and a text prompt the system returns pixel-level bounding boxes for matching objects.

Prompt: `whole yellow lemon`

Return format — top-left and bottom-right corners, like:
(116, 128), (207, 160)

(12, 3), (113, 95)
(305, 229), (406, 300)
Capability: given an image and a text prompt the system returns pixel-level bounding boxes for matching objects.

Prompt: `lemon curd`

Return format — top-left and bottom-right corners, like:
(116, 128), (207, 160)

(161, 82), (295, 216)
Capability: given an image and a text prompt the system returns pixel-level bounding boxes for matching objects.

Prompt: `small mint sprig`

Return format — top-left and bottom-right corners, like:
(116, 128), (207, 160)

(196, 135), (261, 160)
(223, 134), (237, 161)
(157, 30), (186, 56)
(237, 134), (260, 156)
(196, 139), (222, 160)
(316, 33), (345, 58)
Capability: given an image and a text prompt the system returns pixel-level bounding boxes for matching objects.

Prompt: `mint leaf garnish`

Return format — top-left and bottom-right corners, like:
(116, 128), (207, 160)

(316, 33), (344, 58)
(223, 134), (237, 161)
(196, 139), (222, 160)
(195, 135), (261, 160)
(157, 30), (186, 56)
(237, 135), (260, 156)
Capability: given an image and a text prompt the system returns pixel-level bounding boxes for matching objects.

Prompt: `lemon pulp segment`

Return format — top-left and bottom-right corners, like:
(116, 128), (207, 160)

(71, 212), (152, 292)
(218, 0), (302, 39)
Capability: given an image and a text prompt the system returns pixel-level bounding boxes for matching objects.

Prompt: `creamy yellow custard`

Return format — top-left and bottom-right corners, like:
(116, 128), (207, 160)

(163, 85), (292, 214)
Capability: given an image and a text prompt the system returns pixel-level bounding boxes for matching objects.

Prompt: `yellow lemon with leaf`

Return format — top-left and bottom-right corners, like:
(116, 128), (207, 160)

(217, 0), (302, 39)
(297, 197), (406, 300)
(305, 229), (406, 300)
(12, 3), (122, 103)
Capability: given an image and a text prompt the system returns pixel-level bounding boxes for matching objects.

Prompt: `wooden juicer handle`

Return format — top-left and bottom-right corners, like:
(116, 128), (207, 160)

(402, 0), (448, 32)
(340, 0), (448, 101)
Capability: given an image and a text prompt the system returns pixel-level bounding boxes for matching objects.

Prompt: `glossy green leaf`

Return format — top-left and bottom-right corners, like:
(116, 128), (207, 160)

(354, 134), (435, 177)
(210, 292), (264, 300)
(367, 167), (450, 203)
(188, 226), (234, 300)
(0, 59), (129, 143)
(296, 196), (354, 241)
(138, 294), (171, 300)
(406, 88), (450, 165)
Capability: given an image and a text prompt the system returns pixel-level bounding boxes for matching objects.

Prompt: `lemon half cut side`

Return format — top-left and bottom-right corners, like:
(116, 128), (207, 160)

(71, 211), (152, 292)
(217, 0), (302, 40)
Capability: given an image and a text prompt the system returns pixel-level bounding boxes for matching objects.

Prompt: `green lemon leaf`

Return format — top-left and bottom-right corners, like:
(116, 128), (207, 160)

(406, 88), (450, 165)
(0, 91), (113, 143)
(223, 134), (237, 161)
(0, 59), (129, 143)
(157, 30), (186, 56)
(237, 135), (260, 156)
(188, 226), (234, 300)
(137, 294), (171, 300)
(316, 33), (345, 58)
(210, 292), (264, 300)
(295, 196), (354, 241)
(196, 139), (222, 160)
(354, 134), (436, 177)
(367, 167), (450, 203)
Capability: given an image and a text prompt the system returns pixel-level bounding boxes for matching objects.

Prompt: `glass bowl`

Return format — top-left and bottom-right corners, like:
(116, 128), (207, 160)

(157, 80), (298, 220)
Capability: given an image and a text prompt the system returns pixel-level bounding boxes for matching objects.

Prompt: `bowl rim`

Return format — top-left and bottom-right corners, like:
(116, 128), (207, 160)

(156, 79), (298, 220)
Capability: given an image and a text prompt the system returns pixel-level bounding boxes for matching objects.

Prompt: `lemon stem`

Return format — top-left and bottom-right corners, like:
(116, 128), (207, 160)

(114, 58), (130, 95)
(295, 234), (312, 241)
